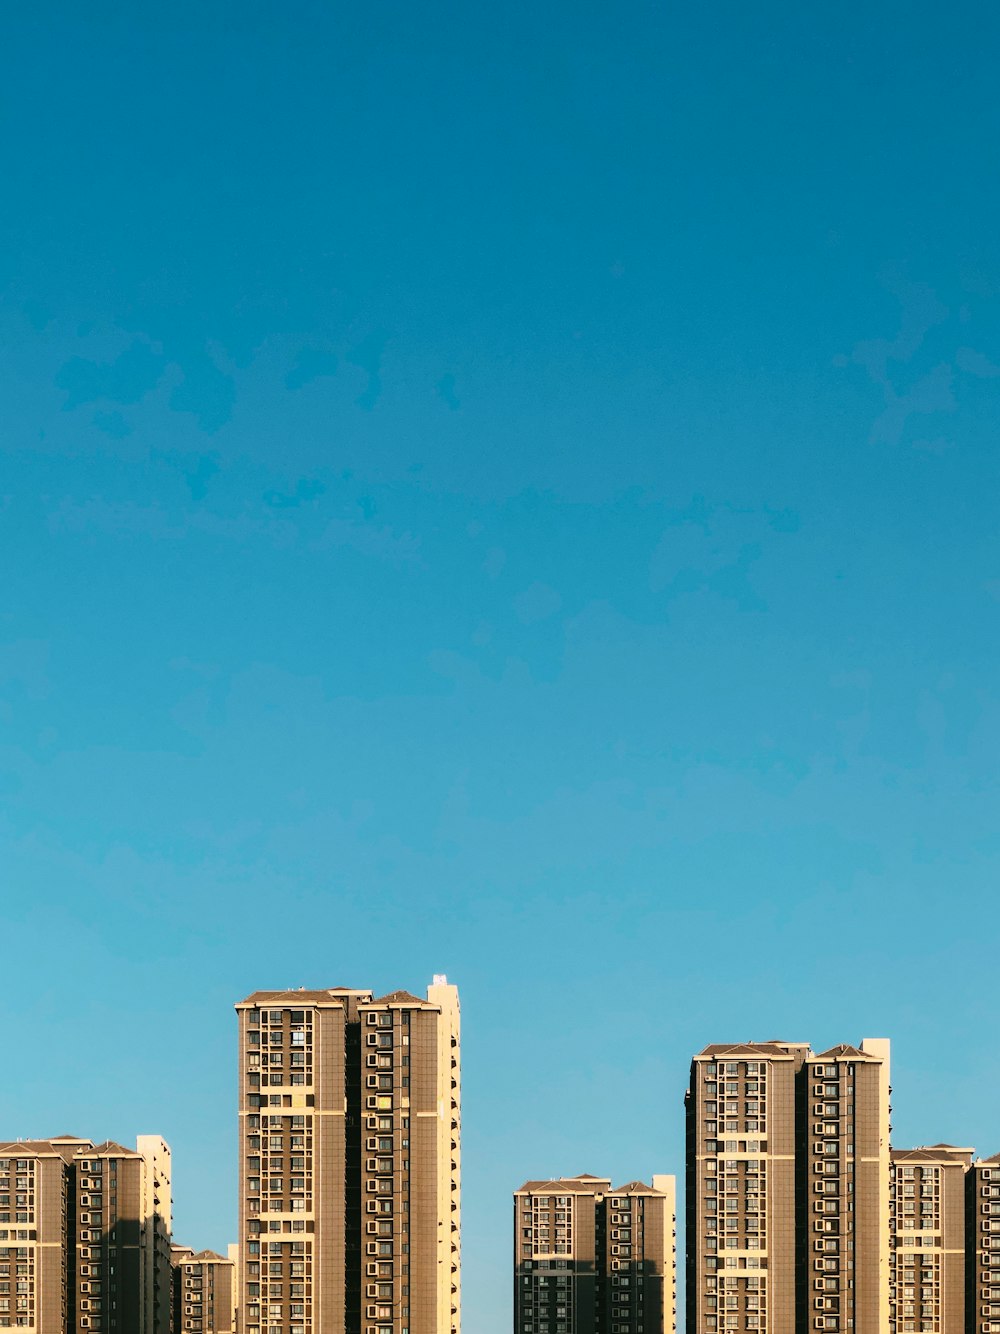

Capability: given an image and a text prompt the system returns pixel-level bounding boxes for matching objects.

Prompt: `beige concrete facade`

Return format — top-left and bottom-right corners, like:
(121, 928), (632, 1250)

(0, 1134), (173, 1334)
(235, 976), (460, 1334)
(138, 1135), (174, 1334)
(0, 1136), (84, 1331)
(686, 1042), (806, 1334)
(889, 1146), (970, 1334)
(804, 1040), (891, 1334)
(685, 1039), (891, 1334)
(513, 1173), (676, 1334)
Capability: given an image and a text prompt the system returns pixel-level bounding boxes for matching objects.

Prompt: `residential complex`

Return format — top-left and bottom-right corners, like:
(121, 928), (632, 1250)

(513, 1173), (676, 1334)
(234, 975), (461, 1334)
(0, 1134), (172, 1334)
(9, 996), (1000, 1334)
(681, 1036), (1000, 1334)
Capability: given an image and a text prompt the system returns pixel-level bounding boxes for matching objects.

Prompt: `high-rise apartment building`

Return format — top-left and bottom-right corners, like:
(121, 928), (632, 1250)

(235, 976), (460, 1334)
(0, 1134), (172, 1333)
(966, 1154), (1000, 1334)
(171, 1245), (236, 1333)
(0, 1135), (85, 1331)
(513, 1173), (676, 1334)
(889, 1146), (970, 1334)
(804, 1041), (891, 1334)
(685, 1039), (890, 1334)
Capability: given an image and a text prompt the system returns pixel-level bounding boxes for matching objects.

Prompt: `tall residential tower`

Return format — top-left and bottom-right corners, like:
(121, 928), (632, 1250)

(235, 977), (460, 1334)
(889, 1145), (970, 1334)
(685, 1039), (890, 1334)
(965, 1154), (1000, 1334)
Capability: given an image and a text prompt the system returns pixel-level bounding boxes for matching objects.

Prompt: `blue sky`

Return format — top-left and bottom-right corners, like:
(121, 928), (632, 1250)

(2, 2), (1000, 1329)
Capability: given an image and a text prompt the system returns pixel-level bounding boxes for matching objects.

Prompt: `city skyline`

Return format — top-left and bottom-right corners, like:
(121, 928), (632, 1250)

(3, 5), (999, 1334)
(9, 1010), (1000, 1333)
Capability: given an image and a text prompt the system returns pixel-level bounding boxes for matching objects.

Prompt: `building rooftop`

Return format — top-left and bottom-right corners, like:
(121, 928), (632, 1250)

(516, 1176), (612, 1194)
(613, 1180), (670, 1196)
(0, 1138), (92, 1156)
(236, 988), (373, 1006)
(237, 985), (441, 1007)
(892, 1145), (974, 1164)
(90, 1140), (142, 1158)
(366, 990), (435, 1007)
(696, 1042), (804, 1059)
(813, 1044), (869, 1060)
(515, 1175), (670, 1198)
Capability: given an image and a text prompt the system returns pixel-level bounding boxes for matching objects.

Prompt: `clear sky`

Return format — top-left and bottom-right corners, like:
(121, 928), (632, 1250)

(2, 2), (1000, 1329)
